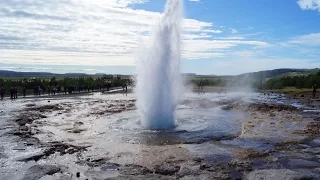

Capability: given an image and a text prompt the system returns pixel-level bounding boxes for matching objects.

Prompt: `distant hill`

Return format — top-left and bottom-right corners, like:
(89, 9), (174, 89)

(238, 68), (320, 79)
(0, 68), (319, 79)
(0, 70), (94, 77)
(183, 73), (197, 76)
(0, 70), (54, 77)
(64, 73), (88, 76)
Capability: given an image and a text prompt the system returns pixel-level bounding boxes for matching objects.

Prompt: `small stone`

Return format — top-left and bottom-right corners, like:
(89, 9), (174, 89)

(287, 159), (320, 168)
(22, 165), (61, 180)
(311, 138), (320, 146)
(313, 168), (320, 174)
(17, 151), (46, 162)
(118, 164), (152, 175)
(154, 163), (180, 175)
(76, 172), (80, 178)
(245, 169), (313, 180)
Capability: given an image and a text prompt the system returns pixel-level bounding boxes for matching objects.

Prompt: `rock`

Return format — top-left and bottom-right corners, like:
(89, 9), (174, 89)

(118, 164), (152, 175)
(234, 149), (270, 160)
(192, 157), (203, 163)
(300, 94), (305, 97)
(101, 163), (120, 171)
(18, 151), (46, 162)
(313, 168), (320, 174)
(245, 169), (313, 180)
(13, 143), (26, 150)
(287, 159), (320, 168)
(301, 147), (320, 154)
(178, 162), (200, 176)
(68, 128), (86, 133)
(76, 172), (80, 178)
(154, 163), (180, 175)
(15, 112), (47, 126)
(25, 103), (36, 107)
(0, 152), (8, 159)
(27, 104), (63, 112)
(44, 142), (89, 156)
(180, 173), (216, 180)
(105, 174), (175, 180)
(180, 172), (231, 180)
(25, 138), (41, 146)
(221, 104), (234, 110)
(21, 164), (61, 180)
(229, 159), (253, 172)
(311, 138), (320, 146)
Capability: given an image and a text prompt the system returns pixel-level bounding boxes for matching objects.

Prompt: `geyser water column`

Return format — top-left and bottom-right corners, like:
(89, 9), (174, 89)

(136, 0), (183, 130)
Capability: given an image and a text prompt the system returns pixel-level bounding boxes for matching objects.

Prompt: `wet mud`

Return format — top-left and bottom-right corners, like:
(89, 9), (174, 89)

(0, 92), (319, 179)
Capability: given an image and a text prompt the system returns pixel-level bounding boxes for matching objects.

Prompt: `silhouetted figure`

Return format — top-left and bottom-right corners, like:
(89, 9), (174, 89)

(14, 87), (18, 99)
(125, 84), (128, 96)
(34, 87), (37, 95)
(312, 84), (317, 98)
(10, 87), (14, 99)
(23, 87), (26, 97)
(68, 86), (73, 94)
(53, 86), (57, 95)
(198, 79), (204, 94)
(0, 87), (4, 100)
(38, 86), (42, 95)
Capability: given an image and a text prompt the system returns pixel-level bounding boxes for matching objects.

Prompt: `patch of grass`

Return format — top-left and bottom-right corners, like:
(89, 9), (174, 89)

(266, 86), (311, 94)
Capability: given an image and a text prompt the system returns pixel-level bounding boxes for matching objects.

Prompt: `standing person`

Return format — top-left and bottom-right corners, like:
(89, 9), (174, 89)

(53, 86), (57, 95)
(13, 87), (18, 99)
(38, 86), (42, 95)
(312, 84), (317, 98)
(0, 87), (4, 100)
(198, 79), (203, 94)
(57, 86), (61, 94)
(10, 87), (14, 99)
(23, 87), (26, 97)
(125, 84), (128, 96)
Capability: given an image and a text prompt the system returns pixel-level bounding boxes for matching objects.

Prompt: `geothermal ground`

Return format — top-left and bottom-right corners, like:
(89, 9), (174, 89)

(0, 91), (320, 180)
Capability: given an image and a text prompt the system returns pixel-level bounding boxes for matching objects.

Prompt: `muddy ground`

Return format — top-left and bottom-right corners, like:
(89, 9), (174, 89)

(0, 92), (319, 180)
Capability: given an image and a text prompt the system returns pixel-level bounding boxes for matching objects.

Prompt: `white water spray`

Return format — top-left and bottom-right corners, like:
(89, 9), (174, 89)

(136, 0), (183, 130)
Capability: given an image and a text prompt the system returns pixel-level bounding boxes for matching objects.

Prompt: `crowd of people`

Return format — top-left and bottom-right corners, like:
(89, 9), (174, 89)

(0, 82), (129, 100)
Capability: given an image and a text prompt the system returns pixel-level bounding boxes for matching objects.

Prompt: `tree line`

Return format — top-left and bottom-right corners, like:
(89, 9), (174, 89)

(264, 71), (320, 89)
(189, 71), (320, 90)
(0, 75), (133, 96)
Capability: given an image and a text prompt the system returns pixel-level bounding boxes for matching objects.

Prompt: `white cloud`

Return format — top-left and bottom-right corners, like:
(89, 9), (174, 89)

(0, 0), (270, 66)
(297, 0), (320, 12)
(288, 33), (320, 46)
(218, 36), (245, 40)
(189, 0), (200, 2)
(231, 28), (238, 34)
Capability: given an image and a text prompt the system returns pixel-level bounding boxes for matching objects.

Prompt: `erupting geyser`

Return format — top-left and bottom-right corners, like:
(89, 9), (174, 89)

(136, 0), (183, 130)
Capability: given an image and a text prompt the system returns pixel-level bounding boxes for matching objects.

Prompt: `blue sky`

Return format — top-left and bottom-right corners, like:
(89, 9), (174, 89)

(0, 0), (319, 75)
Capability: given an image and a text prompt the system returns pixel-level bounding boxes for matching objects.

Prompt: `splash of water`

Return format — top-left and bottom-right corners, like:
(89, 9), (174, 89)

(135, 0), (183, 130)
